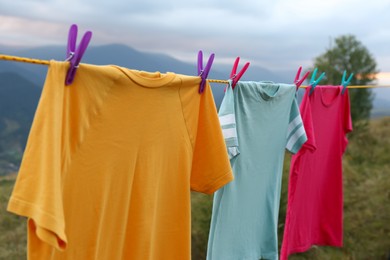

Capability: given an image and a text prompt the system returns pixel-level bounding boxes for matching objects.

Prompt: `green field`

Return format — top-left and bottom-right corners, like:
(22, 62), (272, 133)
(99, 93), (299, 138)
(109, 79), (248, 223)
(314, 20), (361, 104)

(1, 118), (390, 259)
(0, 174), (27, 259)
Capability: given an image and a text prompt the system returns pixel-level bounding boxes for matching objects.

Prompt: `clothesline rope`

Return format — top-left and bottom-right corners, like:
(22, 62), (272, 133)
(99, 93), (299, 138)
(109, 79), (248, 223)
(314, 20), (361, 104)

(0, 54), (50, 65)
(1, 54), (389, 89)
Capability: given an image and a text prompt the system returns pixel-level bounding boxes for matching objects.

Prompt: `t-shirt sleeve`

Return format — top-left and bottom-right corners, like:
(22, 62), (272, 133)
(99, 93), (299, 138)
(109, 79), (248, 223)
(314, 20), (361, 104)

(189, 82), (234, 194)
(299, 88), (317, 152)
(286, 96), (308, 154)
(218, 81), (240, 159)
(342, 89), (353, 153)
(7, 61), (69, 251)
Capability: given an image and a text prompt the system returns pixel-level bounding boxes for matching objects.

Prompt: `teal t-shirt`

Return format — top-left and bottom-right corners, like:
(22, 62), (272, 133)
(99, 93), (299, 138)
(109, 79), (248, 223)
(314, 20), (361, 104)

(207, 81), (307, 260)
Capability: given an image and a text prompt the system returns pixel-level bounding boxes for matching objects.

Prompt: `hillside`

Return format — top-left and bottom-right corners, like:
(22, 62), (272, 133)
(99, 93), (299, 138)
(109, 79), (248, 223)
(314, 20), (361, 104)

(1, 117), (389, 259)
(0, 174), (26, 259)
(372, 97), (390, 118)
(0, 72), (42, 175)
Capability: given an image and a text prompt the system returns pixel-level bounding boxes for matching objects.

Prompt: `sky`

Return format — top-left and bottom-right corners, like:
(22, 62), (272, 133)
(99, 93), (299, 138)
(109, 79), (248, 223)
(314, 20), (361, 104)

(1, 0), (390, 80)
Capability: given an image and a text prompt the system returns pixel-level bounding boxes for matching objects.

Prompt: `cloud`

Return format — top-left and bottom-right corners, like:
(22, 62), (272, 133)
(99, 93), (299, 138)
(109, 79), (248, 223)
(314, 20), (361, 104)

(0, 16), (69, 46)
(0, 0), (390, 71)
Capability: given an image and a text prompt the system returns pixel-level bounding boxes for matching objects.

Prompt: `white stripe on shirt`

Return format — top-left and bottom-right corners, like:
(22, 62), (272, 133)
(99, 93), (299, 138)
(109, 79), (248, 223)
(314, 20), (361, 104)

(219, 114), (236, 126)
(287, 115), (301, 135)
(286, 125), (305, 151)
(222, 128), (237, 139)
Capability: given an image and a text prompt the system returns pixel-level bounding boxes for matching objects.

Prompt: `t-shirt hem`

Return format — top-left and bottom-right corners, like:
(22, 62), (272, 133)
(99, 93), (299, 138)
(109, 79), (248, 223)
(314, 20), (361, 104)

(218, 252), (278, 260)
(191, 169), (234, 195)
(288, 242), (343, 256)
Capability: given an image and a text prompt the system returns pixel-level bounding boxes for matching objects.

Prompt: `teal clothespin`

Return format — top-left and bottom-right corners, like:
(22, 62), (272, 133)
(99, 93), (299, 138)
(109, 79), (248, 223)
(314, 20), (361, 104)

(341, 70), (353, 94)
(309, 68), (326, 95)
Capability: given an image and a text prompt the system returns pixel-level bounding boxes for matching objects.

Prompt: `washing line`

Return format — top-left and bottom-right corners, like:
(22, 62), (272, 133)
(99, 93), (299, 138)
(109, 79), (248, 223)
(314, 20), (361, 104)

(0, 54), (388, 89)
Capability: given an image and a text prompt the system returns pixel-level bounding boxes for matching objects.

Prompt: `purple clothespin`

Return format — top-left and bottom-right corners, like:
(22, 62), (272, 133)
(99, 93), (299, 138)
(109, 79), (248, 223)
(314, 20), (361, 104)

(197, 50), (215, 93)
(65, 24), (92, 85)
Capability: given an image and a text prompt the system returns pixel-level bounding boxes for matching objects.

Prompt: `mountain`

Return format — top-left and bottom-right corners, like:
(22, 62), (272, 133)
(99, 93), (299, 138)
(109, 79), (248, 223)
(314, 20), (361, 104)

(1, 44), (230, 106)
(0, 72), (41, 142)
(0, 72), (41, 146)
(4, 44), (290, 80)
(0, 60), (43, 86)
(0, 72), (42, 175)
(1, 43), (390, 121)
(371, 97), (390, 118)
(1, 44), (293, 105)
(2, 44), (224, 85)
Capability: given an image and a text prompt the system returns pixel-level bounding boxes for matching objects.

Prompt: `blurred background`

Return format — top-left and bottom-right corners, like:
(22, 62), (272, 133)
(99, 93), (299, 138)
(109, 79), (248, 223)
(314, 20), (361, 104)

(1, 0), (389, 259)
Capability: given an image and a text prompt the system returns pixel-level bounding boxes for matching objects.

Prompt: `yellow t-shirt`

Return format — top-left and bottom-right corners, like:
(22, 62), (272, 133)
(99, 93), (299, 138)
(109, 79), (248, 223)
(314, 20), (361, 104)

(7, 61), (233, 260)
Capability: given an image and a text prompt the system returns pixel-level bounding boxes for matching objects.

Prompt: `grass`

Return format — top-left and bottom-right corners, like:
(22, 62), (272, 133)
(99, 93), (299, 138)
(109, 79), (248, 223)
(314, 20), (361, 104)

(1, 118), (390, 259)
(0, 175), (26, 259)
(191, 192), (214, 260)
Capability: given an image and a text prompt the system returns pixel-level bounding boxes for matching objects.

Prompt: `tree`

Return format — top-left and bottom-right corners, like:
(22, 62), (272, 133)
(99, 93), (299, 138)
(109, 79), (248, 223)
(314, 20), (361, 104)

(312, 35), (378, 130)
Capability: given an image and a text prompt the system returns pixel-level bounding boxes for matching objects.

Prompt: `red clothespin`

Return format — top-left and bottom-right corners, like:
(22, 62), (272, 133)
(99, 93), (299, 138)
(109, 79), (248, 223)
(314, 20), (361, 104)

(197, 50), (215, 93)
(294, 66), (310, 90)
(65, 24), (92, 85)
(230, 57), (250, 89)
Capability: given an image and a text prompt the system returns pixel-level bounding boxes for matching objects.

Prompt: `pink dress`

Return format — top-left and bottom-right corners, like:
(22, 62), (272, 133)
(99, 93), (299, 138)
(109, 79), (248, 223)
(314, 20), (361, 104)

(281, 86), (352, 259)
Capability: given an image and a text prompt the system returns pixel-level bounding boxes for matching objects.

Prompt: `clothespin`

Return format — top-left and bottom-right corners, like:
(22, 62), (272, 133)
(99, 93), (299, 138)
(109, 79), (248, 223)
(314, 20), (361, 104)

(65, 24), (92, 85)
(294, 66), (310, 91)
(230, 57), (250, 89)
(309, 68), (326, 95)
(197, 50), (215, 93)
(341, 70), (353, 94)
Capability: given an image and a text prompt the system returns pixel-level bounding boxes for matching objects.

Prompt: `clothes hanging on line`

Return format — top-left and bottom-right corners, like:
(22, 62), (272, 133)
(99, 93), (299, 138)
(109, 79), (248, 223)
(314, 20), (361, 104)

(207, 81), (307, 260)
(0, 54), (389, 89)
(7, 61), (234, 260)
(0, 52), (365, 259)
(280, 85), (352, 260)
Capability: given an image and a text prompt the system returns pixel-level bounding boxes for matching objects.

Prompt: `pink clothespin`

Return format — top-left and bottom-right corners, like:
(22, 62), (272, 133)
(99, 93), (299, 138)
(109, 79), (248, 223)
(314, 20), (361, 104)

(230, 57), (250, 89)
(294, 66), (310, 90)
(197, 50), (215, 93)
(65, 24), (92, 85)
